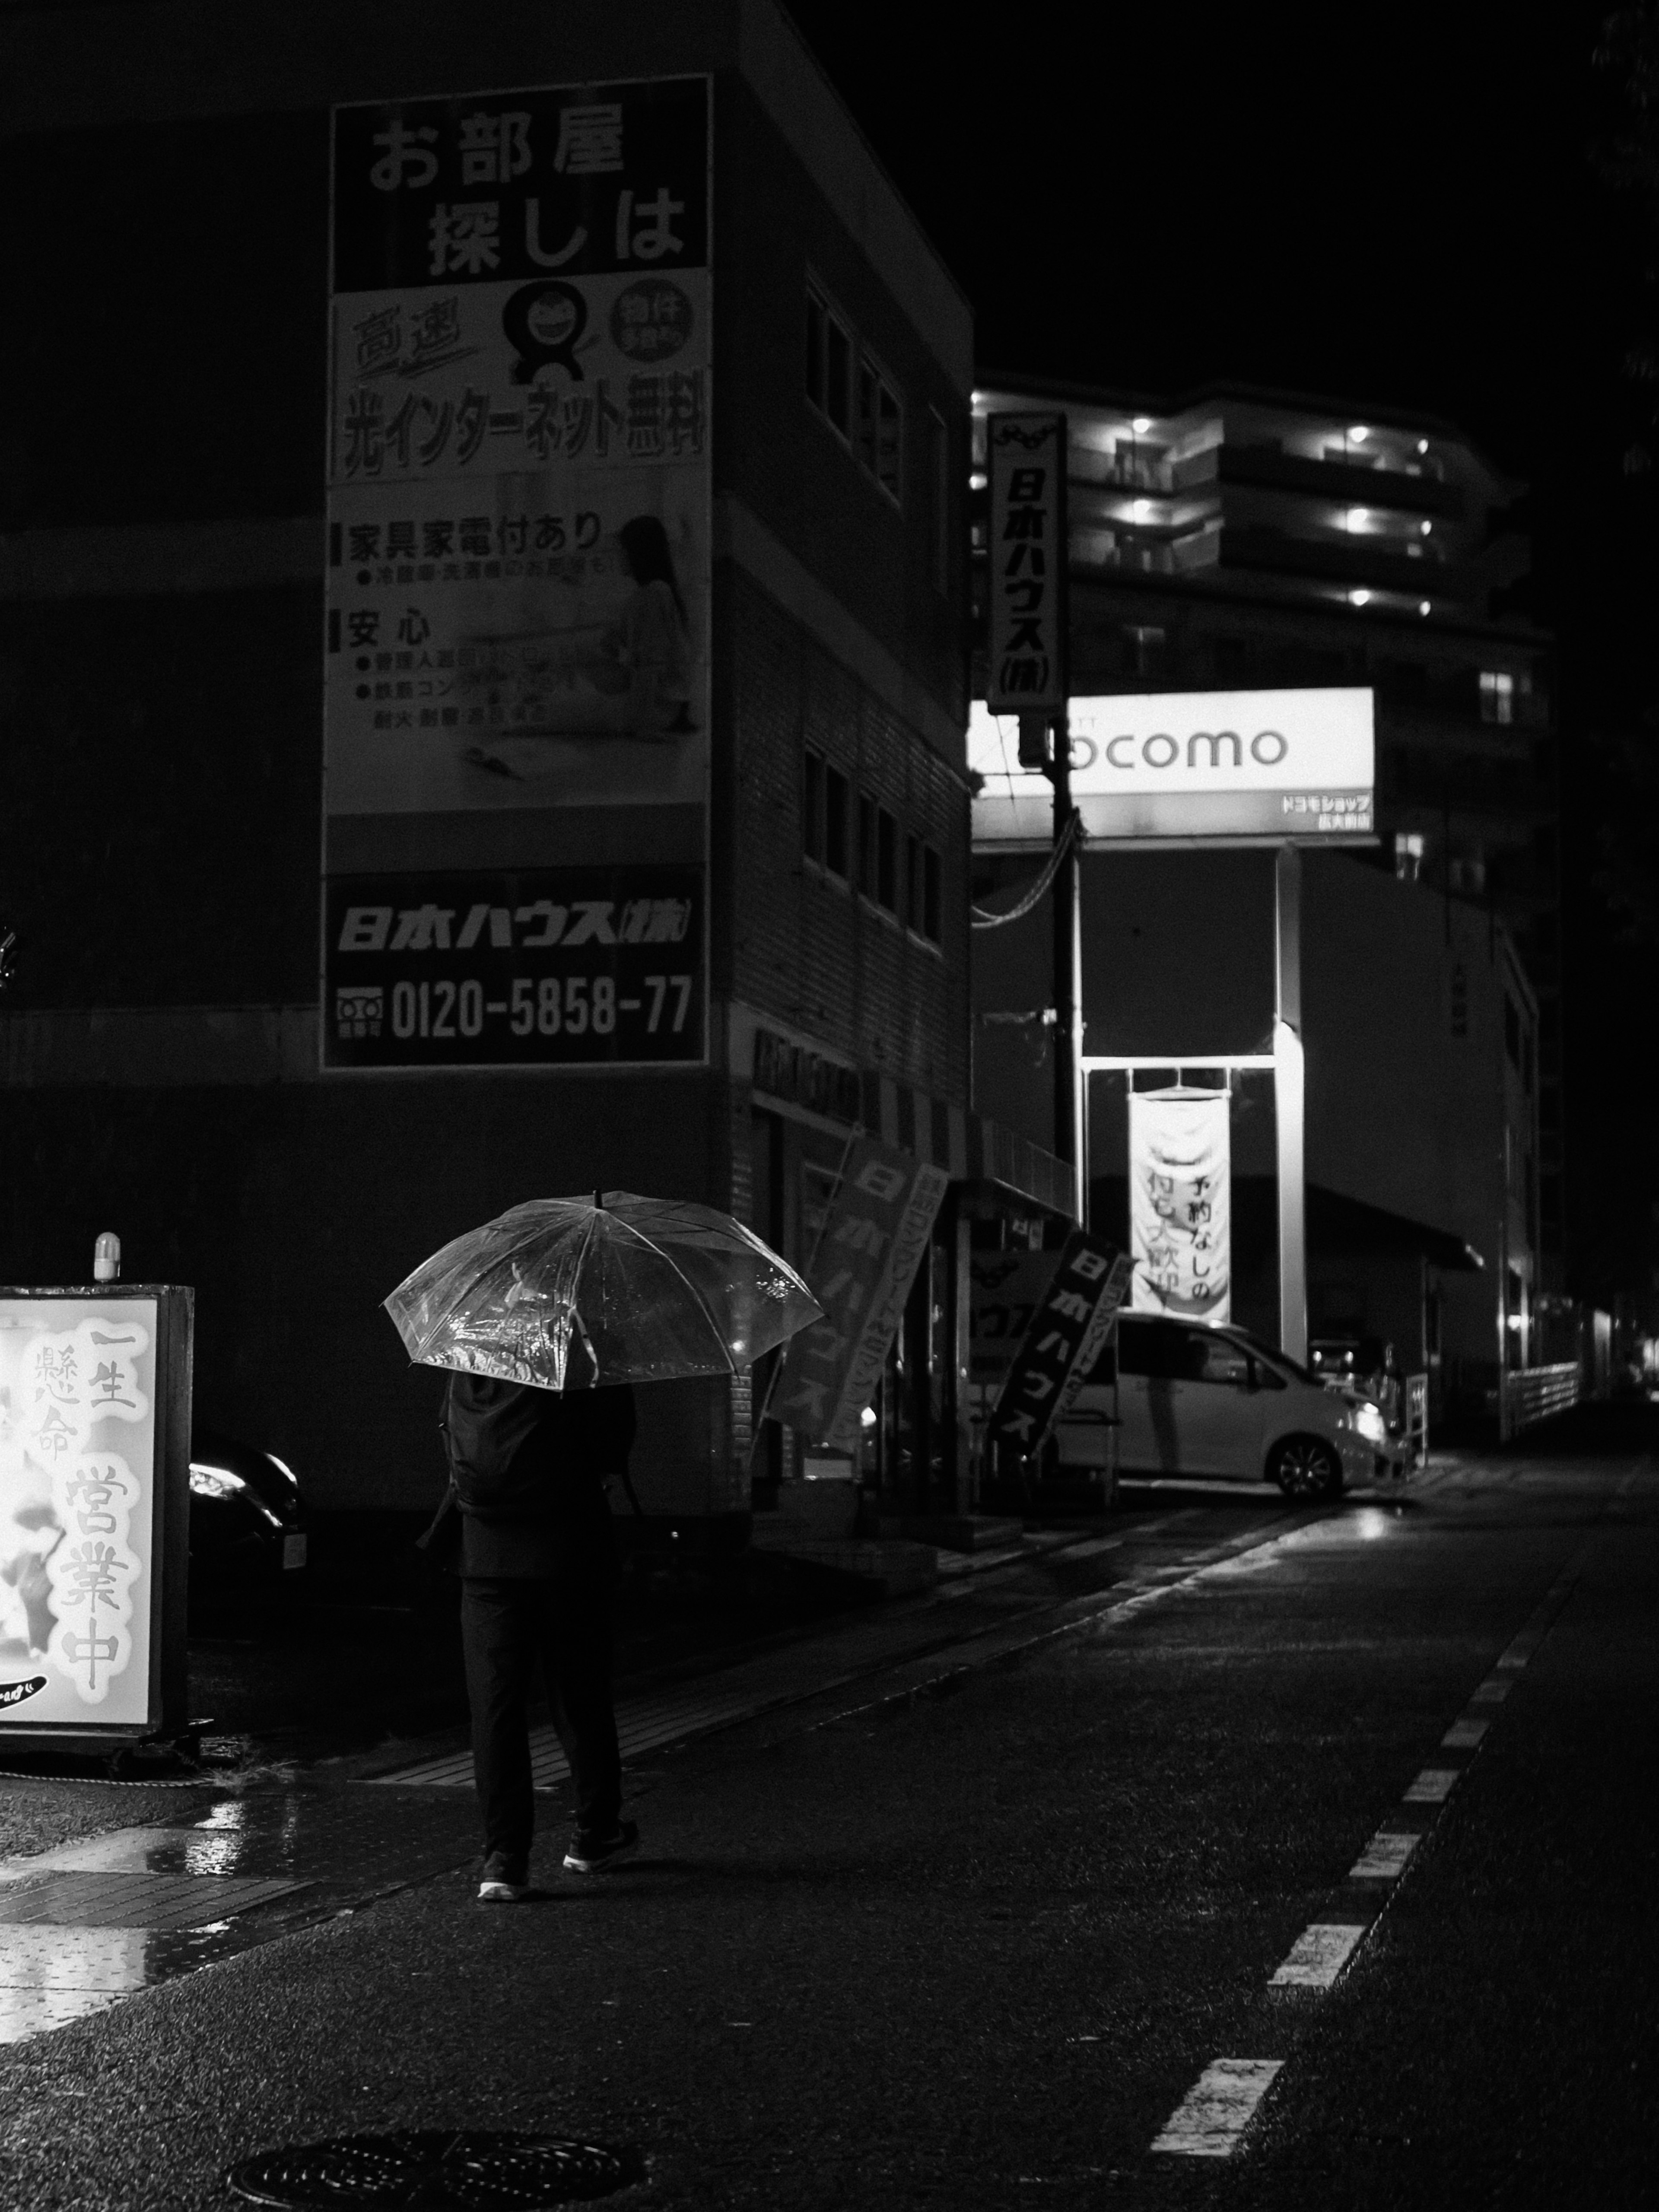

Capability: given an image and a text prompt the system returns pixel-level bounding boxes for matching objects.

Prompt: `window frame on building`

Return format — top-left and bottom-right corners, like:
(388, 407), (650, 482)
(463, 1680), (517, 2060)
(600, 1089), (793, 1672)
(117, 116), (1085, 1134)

(855, 346), (903, 508)
(805, 277), (855, 445)
(823, 763), (849, 880)
(1480, 669), (1516, 725)
(802, 747), (824, 865)
(928, 406), (950, 595)
(805, 273), (904, 508)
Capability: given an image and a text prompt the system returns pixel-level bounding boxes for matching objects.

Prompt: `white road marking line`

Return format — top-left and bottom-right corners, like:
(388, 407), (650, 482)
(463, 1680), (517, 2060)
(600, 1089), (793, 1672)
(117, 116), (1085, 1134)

(1470, 1677), (1511, 1704)
(1442, 1717), (1488, 1749)
(1497, 1638), (1538, 1670)
(1403, 1767), (1459, 1805)
(1268, 1923), (1367, 1989)
(1349, 1828), (1419, 1880)
(1150, 2058), (1284, 2156)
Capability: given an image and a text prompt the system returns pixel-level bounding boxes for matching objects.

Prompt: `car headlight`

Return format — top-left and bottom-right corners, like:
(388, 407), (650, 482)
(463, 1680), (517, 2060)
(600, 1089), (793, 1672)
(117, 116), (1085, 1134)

(1351, 1402), (1388, 1447)
(190, 1463), (248, 1501)
(190, 1463), (284, 1530)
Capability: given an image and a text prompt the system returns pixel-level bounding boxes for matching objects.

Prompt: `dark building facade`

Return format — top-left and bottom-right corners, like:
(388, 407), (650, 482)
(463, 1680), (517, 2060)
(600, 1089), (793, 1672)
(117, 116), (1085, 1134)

(971, 379), (1565, 1287)
(0, 1), (1065, 1538)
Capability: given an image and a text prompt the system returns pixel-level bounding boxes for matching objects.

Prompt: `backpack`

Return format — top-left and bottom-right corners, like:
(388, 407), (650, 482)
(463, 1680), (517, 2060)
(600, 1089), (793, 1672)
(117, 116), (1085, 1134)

(439, 1376), (562, 1520)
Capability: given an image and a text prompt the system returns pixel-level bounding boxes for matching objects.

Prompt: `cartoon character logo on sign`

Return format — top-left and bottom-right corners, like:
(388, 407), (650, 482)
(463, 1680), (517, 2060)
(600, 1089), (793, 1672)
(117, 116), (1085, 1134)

(1128, 1089), (1232, 1325)
(18, 1319), (151, 1705)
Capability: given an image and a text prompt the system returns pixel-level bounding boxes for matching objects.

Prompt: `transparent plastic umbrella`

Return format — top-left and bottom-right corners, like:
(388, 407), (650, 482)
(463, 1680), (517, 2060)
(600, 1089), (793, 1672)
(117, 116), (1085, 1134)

(382, 1192), (823, 1390)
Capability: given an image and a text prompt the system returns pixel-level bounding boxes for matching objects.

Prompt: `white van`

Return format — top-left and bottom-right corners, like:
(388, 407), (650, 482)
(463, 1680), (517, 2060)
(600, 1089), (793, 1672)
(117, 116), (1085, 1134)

(1064, 1315), (1398, 1499)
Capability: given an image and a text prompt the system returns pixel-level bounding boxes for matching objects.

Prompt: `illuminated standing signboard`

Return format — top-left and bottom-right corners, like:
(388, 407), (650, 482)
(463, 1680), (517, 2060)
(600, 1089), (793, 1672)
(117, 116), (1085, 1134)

(0, 1290), (191, 1744)
(970, 689), (1374, 845)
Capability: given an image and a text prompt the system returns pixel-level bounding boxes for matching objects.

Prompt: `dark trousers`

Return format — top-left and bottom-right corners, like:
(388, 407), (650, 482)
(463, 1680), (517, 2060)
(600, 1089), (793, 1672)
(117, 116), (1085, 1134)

(459, 1575), (622, 1871)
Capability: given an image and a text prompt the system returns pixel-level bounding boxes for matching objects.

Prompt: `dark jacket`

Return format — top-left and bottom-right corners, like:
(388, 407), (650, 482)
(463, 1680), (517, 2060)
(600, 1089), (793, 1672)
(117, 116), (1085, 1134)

(424, 1376), (637, 1580)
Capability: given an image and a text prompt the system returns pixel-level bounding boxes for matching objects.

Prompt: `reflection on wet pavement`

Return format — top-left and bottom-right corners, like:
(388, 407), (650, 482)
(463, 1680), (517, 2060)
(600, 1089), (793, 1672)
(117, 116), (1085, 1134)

(0, 1785), (481, 2045)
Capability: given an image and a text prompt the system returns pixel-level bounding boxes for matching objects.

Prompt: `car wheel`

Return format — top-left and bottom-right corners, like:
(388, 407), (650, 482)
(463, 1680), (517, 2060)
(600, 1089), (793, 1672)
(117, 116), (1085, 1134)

(1270, 1435), (1344, 1500)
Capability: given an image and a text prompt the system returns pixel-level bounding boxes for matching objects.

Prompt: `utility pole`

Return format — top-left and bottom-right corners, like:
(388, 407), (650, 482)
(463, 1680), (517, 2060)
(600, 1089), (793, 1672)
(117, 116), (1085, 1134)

(1047, 712), (1083, 1220)
(986, 407), (1073, 1215)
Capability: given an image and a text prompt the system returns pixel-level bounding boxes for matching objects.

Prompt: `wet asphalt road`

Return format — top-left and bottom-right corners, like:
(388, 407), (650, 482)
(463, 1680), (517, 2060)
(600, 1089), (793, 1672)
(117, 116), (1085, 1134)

(0, 1413), (1651, 2211)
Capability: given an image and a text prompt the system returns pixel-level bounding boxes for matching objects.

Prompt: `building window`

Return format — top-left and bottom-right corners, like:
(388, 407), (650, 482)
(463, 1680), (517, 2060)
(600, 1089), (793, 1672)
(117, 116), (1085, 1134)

(1449, 960), (1469, 1040)
(1122, 623), (1166, 677)
(856, 354), (903, 505)
(1480, 670), (1516, 725)
(802, 749), (824, 864)
(928, 407), (950, 595)
(858, 793), (877, 899)
(876, 807), (898, 910)
(902, 833), (943, 943)
(805, 281), (852, 442)
(823, 766), (849, 879)
(1394, 831), (1424, 884)
(804, 290), (824, 413)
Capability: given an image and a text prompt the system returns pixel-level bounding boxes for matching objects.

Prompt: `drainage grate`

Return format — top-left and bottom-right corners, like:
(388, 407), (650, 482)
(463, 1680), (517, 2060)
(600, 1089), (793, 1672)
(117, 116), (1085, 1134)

(227, 2130), (641, 2209)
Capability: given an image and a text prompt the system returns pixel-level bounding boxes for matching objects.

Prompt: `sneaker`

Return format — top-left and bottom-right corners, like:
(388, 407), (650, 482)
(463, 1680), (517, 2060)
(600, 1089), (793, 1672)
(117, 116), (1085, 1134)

(477, 1853), (533, 1903)
(563, 1820), (639, 1873)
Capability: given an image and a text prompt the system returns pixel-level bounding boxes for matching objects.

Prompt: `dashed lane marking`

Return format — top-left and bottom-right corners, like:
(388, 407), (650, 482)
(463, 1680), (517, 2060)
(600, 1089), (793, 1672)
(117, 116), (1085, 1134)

(1150, 2058), (1284, 2156)
(1348, 1827), (1420, 1881)
(1146, 1464), (1644, 2165)
(1268, 1923), (1367, 1989)
(1402, 1767), (1459, 1804)
(1442, 1717), (1488, 1749)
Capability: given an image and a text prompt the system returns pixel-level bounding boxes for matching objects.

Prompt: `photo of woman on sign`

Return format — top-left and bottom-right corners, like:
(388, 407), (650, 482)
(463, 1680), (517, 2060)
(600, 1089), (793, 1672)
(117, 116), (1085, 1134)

(582, 515), (697, 740)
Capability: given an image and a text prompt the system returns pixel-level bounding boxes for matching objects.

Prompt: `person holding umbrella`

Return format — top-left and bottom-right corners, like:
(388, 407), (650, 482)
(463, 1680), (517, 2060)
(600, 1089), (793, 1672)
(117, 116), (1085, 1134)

(387, 1189), (821, 1904)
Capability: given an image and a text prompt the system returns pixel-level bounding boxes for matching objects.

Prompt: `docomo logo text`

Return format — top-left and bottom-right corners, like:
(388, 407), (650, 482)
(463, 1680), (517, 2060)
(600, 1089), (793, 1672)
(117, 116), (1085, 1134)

(1074, 728), (1289, 774)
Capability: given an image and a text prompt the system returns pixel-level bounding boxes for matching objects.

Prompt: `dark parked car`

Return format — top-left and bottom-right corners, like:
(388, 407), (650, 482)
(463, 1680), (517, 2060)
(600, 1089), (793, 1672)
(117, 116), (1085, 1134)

(188, 1427), (308, 1611)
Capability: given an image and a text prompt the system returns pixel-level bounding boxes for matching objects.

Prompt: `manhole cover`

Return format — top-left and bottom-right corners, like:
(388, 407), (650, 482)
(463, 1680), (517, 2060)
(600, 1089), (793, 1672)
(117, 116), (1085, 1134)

(227, 2130), (640, 2209)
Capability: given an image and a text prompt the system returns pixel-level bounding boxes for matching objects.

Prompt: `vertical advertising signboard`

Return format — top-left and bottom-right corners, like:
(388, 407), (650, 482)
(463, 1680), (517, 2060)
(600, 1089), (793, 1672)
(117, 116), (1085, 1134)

(1128, 1090), (1231, 1322)
(985, 412), (1067, 716)
(0, 1289), (191, 1743)
(325, 79), (711, 1070)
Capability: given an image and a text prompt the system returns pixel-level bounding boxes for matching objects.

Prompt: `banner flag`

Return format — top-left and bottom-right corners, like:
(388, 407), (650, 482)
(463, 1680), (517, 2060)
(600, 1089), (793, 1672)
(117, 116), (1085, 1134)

(769, 1137), (950, 1451)
(1128, 1089), (1231, 1322)
(986, 1230), (1134, 1459)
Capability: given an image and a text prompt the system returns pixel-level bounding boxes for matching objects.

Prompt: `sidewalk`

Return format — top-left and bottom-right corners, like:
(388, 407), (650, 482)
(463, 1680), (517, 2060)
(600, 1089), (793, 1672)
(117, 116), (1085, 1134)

(0, 1498), (1311, 2049)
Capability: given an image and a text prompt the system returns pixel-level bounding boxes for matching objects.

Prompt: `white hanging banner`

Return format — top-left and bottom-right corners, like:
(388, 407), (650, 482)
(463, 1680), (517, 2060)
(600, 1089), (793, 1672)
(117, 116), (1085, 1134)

(1128, 1089), (1231, 1323)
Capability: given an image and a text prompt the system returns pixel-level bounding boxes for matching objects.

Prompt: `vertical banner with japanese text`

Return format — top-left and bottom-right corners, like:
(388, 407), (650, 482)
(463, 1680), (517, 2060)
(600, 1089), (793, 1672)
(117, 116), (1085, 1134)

(768, 1138), (951, 1452)
(325, 78), (711, 1070)
(987, 1232), (1133, 1459)
(0, 1297), (159, 1729)
(1129, 1090), (1232, 1322)
(985, 412), (1067, 715)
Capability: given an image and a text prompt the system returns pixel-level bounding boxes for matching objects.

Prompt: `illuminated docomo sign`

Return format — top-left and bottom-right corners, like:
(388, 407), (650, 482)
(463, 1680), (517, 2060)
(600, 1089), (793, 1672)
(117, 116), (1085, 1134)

(969, 688), (1375, 843)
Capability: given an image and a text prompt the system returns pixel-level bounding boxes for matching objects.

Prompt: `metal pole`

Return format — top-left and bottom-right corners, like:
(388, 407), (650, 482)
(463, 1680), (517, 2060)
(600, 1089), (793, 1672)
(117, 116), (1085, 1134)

(1274, 845), (1307, 1362)
(1050, 710), (1081, 1218)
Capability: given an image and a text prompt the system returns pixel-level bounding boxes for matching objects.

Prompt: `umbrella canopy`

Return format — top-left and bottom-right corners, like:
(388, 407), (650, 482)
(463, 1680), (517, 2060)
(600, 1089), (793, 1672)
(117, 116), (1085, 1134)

(383, 1192), (823, 1391)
